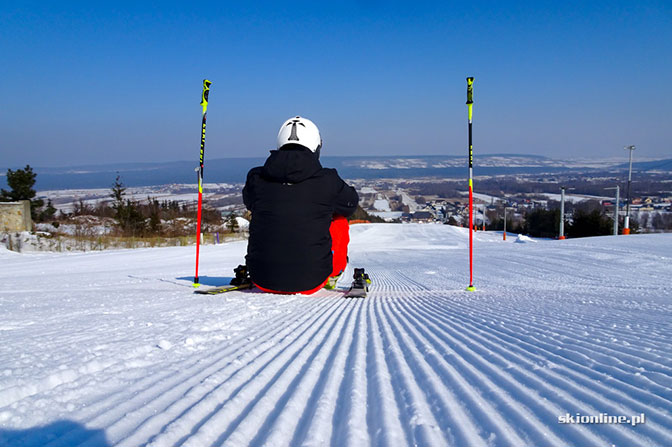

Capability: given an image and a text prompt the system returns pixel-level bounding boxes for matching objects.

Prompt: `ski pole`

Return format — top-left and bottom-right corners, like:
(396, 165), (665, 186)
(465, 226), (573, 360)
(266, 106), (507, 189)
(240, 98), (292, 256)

(466, 77), (476, 292)
(194, 79), (211, 286)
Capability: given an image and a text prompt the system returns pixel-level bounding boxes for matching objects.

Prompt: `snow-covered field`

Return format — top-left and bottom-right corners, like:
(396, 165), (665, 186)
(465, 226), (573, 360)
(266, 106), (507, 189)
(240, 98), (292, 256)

(540, 193), (611, 204)
(1, 224), (671, 447)
(38, 183), (241, 213)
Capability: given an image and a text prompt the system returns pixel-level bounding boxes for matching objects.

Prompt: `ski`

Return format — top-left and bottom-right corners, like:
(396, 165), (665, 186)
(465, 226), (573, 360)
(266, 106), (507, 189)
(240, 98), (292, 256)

(344, 268), (370, 298)
(194, 282), (253, 295)
(194, 265), (370, 297)
(344, 287), (367, 298)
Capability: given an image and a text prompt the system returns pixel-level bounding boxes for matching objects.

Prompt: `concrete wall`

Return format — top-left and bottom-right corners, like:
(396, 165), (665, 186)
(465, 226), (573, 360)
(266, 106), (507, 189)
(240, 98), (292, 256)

(0, 200), (32, 232)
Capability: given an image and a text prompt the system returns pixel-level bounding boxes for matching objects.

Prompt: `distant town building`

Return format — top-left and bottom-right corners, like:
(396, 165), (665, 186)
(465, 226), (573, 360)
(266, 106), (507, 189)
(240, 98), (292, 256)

(410, 211), (435, 223)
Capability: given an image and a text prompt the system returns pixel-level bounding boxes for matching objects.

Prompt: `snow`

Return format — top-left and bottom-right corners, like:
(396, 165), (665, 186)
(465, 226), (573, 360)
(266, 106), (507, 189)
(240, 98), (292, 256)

(1, 224), (671, 447)
(398, 190), (421, 212)
(541, 193), (611, 203)
(235, 216), (249, 229)
(38, 183), (241, 213)
(373, 199), (392, 212)
(369, 211), (403, 221)
(515, 234), (538, 243)
(472, 192), (499, 203)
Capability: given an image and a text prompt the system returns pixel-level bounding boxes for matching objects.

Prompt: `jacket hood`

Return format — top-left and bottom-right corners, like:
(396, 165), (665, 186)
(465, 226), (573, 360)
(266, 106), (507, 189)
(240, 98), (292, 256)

(262, 145), (323, 183)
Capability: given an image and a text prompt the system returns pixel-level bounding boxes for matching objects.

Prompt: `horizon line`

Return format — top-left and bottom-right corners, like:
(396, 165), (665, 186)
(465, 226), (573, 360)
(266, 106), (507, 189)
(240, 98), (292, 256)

(3, 153), (667, 172)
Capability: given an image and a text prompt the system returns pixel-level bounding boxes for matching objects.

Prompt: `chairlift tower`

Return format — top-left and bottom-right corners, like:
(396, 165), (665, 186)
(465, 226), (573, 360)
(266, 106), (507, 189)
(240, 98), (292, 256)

(605, 186), (620, 236)
(559, 186), (574, 239)
(503, 206), (514, 240)
(624, 145), (636, 234)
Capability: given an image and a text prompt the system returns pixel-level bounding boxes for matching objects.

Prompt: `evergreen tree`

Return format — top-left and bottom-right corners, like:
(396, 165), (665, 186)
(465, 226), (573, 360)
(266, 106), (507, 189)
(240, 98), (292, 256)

(109, 174), (145, 236)
(38, 199), (57, 222)
(1, 165), (44, 219)
(148, 197), (162, 234)
(347, 205), (386, 223)
(523, 208), (560, 238)
(227, 212), (239, 232)
(110, 174), (126, 205)
(567, 209), (613, 238)
(445, 216), (461, 226)
(121, 199), (146, 236)
(110, 174), (127, 231)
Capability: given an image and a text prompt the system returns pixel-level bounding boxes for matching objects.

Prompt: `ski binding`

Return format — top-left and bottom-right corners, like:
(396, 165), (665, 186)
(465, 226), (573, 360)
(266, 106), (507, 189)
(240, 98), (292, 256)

(344, 268), (370, 298)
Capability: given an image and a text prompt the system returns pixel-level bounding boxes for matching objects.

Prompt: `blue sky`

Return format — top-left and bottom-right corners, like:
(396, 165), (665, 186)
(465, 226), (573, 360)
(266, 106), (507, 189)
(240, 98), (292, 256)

(1, 1), (670, 167)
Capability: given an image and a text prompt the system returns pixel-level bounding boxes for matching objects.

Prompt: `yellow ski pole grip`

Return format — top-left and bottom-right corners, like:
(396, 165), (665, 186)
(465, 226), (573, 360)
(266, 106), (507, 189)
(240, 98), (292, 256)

(201, 79), (211, 112)
(466, 77), (474, 105)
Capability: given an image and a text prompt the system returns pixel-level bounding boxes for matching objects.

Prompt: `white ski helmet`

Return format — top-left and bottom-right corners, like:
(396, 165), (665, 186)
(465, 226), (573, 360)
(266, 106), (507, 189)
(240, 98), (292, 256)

(277, 116), (322, 153)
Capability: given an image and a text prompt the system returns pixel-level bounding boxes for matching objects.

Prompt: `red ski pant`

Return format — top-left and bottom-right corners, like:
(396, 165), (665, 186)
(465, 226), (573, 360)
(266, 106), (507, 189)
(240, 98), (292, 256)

(256, 215), (350, 295)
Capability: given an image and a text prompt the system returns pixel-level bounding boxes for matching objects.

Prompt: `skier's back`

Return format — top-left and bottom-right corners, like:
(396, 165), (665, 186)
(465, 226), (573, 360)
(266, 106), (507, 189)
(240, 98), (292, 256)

(243, 116), (359, 294)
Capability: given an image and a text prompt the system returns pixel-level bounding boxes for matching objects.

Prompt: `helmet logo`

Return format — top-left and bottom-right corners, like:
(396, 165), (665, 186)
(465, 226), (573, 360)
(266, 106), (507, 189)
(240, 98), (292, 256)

(287, 118), (306, 141)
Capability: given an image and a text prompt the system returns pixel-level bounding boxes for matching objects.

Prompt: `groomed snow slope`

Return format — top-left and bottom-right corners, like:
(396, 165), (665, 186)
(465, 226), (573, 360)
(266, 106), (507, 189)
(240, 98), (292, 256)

(1, 224), (671, 447)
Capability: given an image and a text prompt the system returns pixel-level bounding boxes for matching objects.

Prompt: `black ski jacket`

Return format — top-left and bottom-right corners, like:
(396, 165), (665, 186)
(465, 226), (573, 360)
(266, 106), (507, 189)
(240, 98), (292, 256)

(243, 145), (359, 292)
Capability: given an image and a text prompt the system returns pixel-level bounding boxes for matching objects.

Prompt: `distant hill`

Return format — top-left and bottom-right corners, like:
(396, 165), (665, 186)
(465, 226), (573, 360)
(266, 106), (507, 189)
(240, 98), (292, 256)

(613, 159), (672, 172)
(1, 154), (670, 190)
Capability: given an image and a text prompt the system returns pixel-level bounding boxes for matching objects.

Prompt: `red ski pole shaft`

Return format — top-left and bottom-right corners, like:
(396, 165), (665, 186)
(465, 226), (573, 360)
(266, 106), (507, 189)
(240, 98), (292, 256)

(195, 171), (203, 284)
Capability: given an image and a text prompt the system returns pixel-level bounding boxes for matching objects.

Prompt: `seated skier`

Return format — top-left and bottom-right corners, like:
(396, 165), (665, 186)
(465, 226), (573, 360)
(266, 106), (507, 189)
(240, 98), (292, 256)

(242, 116), (359, 294)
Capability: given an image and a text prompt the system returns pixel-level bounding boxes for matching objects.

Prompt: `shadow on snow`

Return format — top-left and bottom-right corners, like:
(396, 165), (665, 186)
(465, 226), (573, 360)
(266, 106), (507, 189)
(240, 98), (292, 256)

(176, 275), (233, 287)
(0, 420), (110, 447)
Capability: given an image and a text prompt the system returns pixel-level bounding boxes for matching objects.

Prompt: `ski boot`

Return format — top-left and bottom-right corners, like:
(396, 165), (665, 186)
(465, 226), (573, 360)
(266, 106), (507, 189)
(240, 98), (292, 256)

(230, 264), (252, 286)
(345, 268), (370, 298)
(325, 271), (343, 290)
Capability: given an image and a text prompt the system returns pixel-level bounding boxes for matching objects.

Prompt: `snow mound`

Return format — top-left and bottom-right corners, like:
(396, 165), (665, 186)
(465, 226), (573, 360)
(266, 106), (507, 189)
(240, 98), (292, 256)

(0, 242), (17, 256)
(515, 234), (537, 243)
(235, 216), (250, 229)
